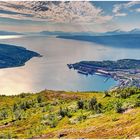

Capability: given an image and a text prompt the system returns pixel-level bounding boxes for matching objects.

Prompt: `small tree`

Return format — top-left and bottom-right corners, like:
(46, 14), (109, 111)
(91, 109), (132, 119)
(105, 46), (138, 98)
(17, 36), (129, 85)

(94, 103), (102, 113)
(114, 101), (123, 113)
(13, 103), (18, 112)
(0, 109), (8, 120)
(37, 95), (43, 103)
(59, 107), (66, 117)
(77, 100), (84, 109)
(89, 97), (97, 110)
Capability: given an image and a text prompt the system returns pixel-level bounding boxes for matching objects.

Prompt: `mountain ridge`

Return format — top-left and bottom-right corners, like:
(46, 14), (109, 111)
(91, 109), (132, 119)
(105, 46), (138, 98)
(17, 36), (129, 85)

(1, 28), (140, 36)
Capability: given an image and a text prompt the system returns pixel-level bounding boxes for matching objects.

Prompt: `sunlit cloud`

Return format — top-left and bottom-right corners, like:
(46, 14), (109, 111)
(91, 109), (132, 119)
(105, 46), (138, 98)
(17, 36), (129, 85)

(0, 1), (140, 33)
(113, 1), (140, 17)
(0, 1), (112, 24)
(135, 8), (140, 12)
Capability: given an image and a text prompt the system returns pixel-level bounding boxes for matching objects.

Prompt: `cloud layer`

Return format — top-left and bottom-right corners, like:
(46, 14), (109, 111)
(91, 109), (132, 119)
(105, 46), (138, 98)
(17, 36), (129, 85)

(113, 1), (140, 17)
(0, 1), (112, 24)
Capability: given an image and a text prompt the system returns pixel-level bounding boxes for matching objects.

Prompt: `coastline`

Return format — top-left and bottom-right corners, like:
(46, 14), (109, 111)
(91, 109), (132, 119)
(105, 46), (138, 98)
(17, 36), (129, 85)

(0, 43), (42, 69)
(68, 59), (140, 90)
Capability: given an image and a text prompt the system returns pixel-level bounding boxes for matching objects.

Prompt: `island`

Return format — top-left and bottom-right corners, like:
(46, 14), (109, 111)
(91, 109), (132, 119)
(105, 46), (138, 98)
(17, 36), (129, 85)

(0, 43), (41, 69)
(67, 59), (140, 90)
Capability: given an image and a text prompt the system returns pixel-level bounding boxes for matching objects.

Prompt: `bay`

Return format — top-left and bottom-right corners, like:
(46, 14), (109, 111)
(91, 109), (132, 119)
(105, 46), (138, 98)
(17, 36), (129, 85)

(0, 35), (140, 95)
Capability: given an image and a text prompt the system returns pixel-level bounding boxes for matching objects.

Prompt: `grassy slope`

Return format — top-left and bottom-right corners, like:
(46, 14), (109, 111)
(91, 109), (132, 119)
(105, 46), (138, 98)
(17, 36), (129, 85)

(0, 89), (140, 139)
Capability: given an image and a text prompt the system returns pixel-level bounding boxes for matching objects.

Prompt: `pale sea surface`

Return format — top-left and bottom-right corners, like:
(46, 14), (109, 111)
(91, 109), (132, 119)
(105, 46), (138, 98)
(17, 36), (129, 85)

(0, 35), (140, 95)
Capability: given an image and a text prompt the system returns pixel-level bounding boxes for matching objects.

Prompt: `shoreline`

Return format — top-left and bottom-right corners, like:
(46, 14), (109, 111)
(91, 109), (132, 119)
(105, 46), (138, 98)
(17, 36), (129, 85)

(0, 43), (42, 69)
(67, 59), (140, 90)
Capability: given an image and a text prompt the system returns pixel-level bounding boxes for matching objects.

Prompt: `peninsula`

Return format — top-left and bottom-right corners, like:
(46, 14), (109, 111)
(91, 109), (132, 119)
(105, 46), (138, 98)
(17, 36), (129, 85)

(0, 43), (41, 69)
(67, 59), (140, 90)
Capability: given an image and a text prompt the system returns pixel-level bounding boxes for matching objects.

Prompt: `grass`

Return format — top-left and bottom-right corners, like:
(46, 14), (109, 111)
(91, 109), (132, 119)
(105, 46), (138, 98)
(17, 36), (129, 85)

(0, 88), (140, 138)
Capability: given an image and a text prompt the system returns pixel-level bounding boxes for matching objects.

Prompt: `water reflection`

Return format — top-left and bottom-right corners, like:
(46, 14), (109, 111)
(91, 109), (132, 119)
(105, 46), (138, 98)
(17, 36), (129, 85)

(0, 36), (139, 95)
(0, 35), (23, 40)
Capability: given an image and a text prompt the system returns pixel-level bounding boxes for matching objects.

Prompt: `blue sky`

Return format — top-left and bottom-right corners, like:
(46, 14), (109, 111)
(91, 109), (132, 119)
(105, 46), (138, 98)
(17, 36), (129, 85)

(0, 1), (140, 33)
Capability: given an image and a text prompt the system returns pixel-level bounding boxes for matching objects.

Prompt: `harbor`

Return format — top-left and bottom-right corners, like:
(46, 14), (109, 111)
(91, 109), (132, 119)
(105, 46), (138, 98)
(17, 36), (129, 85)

(67, 59), (140, 90)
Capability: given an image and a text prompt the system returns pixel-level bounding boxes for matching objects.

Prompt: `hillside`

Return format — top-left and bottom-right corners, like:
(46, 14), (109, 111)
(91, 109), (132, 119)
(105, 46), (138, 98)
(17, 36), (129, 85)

(0, 43), (41, 69)
(1, 88), (140, 138)
(57, 34), (140, 48)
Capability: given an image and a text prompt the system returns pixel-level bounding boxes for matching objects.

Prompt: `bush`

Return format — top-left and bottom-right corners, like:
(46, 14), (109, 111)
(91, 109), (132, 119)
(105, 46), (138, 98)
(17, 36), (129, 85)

(103, 91), (111, 98)
(13, 109), (24, 120)
(134, 100), (140, 107)
(37, 95), (43, 103)
(89, 97), (97, 110)
(114, 101), (123, 113)
(59, 107), (66, 117)
(13, 103), (18, 112)
(0, 109), (8, 120)
(78, 114), (87, 122)
(48, 114), (58, 128)
(59, 107), (72, 118)
(94, 103), (102, 113)
(77, 100), (84, 109)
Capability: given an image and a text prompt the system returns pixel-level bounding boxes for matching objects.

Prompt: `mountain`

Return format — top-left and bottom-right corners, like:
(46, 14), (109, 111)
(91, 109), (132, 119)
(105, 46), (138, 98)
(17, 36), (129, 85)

(39, 31), (97, 36)
(102, 29), (128, 35)
(57, 34), (140, 48)
(129, 28), (140, 34)
(0, 31), (23, 35)
(37, 28), (140, 37)
(1, 27), (140, 37)
(103, 28), (140, 36)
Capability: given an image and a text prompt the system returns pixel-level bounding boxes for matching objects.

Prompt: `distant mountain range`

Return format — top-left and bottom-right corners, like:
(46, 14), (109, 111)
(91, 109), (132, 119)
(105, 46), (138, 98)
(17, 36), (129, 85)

(1, 28), (140, 36)
(0, 31), (23, 35)
(101, 28), (140, 36)
(39, 31), (95, 36)
(57, 34), (140, 49)
(38, 28), (140, 36)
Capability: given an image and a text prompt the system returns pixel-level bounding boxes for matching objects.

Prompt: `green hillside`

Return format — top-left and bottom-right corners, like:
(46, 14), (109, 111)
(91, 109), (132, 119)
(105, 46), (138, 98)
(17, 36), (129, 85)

(0, 87), (140, 139)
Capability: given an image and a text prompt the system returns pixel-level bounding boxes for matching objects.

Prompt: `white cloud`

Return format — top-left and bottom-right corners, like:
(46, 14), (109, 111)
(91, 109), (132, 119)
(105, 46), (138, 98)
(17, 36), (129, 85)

(115, 13), (127, 17)
(0, 1), (112, 24)
(113, 4), (122, 14)
(135, 8), (140, 12)
(113, 1), (140, 17)
(124, 1), (140, 8)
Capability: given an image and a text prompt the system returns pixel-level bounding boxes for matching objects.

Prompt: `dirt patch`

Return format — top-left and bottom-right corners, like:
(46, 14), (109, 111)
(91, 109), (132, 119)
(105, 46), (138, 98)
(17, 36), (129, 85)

(43, 91), (80, 100)
(123, 108), (134, 114)
(0, 123), (12, 129)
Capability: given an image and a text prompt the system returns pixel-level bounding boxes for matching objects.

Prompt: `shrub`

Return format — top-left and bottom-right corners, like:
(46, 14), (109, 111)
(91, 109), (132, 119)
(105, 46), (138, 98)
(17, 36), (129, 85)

(114, 101), (123, 113)
(19, 93), (27, 98)
(77, 100), (84, 109)
(13, 103), (18, 112)
(59, 107), (72, 118)
(0, 109), (8, 120)
(103, 91), (111, 98)
(37, 95), (43, 103)
(94, 103), (102, 113)
(59, 107), (66, 117)
(89, 97), (97, 110)
(134, 100), (140, 107)
(13, 109), (23, 120)
(48, 114), (58, 128)
(78, 114), (87, 122)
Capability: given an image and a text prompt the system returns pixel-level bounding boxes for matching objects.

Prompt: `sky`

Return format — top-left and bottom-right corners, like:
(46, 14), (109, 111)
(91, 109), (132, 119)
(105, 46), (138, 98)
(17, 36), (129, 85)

(0, 1), (140, 33)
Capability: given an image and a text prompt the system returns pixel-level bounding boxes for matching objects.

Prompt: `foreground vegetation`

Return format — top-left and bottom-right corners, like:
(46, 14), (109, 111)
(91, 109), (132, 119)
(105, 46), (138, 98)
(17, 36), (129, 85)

(0, 87), (140, 138)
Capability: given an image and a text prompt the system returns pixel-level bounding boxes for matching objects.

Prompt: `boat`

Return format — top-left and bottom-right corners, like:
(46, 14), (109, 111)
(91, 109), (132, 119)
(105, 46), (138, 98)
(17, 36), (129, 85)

(78, 70), (88, 76)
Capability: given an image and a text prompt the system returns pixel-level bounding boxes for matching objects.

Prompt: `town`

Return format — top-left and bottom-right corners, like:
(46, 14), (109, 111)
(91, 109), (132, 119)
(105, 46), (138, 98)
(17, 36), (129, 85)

(67, 59), (140, 90)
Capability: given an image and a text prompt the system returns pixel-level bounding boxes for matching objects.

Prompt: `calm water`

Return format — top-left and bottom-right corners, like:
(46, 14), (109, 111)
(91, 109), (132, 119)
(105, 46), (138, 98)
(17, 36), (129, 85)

(0, 35), (140, 95)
